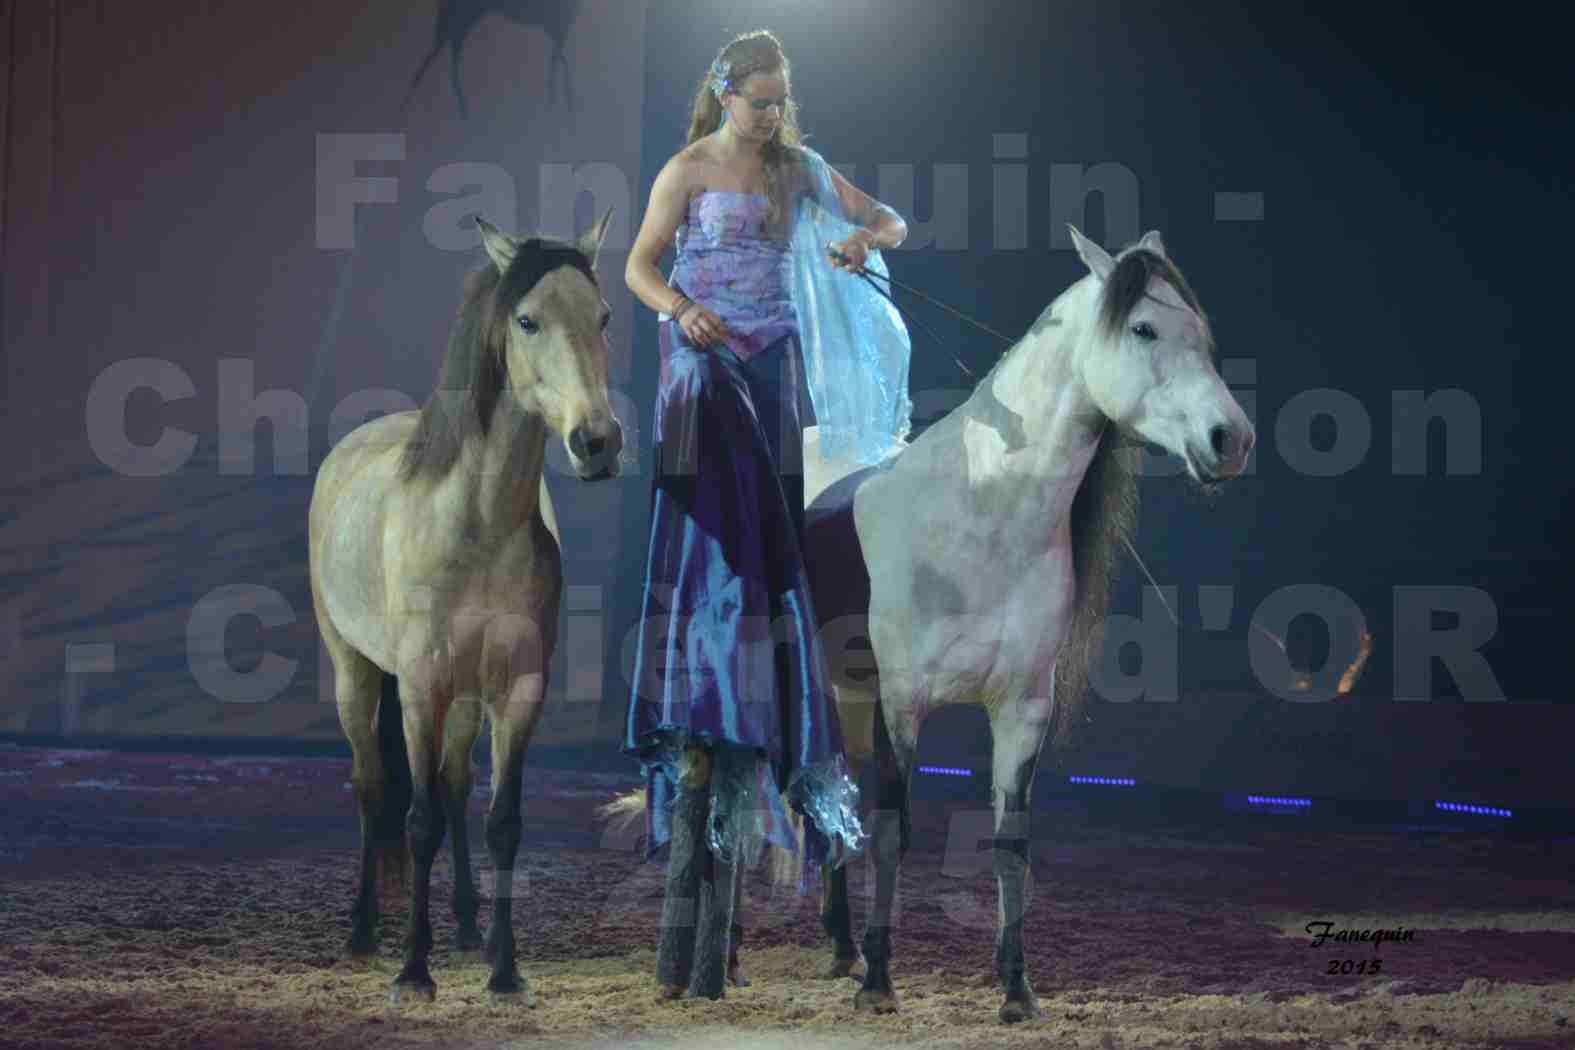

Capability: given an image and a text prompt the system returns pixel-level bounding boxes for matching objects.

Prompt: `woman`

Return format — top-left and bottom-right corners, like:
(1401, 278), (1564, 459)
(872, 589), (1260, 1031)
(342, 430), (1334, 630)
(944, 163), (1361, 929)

(623, 29), (912, 1000)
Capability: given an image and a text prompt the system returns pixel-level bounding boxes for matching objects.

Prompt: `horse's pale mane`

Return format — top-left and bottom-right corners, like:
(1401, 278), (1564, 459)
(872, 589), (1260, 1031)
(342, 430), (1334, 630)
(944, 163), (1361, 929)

(399, 237), (595, 482)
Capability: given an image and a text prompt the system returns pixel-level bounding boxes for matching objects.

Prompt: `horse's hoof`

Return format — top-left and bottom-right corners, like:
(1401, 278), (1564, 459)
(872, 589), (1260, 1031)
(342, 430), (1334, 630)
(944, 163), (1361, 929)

(822, 953), (864, 981)
(655, 982), (686, 1002)
(389, 976), (437, 1004)
(728, 964), (751, 988)
(999, 997), (1044, 1024)
(346, 955), (377, 971)
(853, 986), (899, 1014)
(488, 978), (536, 1008)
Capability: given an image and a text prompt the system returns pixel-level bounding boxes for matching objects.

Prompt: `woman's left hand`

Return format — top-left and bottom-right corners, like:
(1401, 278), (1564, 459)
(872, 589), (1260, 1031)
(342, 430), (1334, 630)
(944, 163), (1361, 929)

(827, 234), (875, 273)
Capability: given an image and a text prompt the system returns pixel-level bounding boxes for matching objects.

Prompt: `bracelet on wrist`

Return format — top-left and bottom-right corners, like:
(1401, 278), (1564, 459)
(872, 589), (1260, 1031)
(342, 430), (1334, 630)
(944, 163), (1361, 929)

(670, 296), (695, 323)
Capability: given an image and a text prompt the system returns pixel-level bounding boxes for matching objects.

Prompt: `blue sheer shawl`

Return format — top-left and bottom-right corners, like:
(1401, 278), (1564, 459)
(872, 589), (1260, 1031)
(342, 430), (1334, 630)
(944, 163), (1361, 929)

(788, 146), (914, 467)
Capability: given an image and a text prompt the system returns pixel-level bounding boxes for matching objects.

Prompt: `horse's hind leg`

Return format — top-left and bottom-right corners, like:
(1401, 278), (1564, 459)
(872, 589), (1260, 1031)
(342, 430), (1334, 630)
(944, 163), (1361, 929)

(989, 689), (1054, 1024)
(824, 686), (873, 978)
(687, 787), (739, 1000)
(373, 674), (413, 899)
(440, 695), (485, 956)
(820, 861), (860, 978)
(728, 863), (750, 988)
(481, 669), (548, 1005)
(854, 694), (917, 1014)
(655, 745), (708, 999)
(325, 637), (388, 959)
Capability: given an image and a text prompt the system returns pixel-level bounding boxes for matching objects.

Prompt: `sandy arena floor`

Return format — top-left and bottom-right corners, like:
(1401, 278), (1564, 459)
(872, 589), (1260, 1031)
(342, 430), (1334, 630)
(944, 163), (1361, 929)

(1, 744), (1572, 1049)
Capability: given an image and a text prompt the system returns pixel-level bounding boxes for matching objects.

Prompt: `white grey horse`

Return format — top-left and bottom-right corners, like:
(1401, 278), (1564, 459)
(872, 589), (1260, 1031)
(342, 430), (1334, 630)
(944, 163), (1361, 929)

(309, 212), (622, 1004)
(801, 225), (1255, 1022)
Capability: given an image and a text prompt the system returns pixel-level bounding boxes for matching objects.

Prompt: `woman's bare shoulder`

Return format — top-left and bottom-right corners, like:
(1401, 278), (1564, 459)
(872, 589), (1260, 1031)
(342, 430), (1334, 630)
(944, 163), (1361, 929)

(645, 146), (709, 214)
(663, 140), (715, 187)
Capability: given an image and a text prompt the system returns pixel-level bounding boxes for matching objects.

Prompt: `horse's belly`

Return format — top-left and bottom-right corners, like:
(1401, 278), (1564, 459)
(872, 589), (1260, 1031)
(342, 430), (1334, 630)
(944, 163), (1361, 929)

(875, 551), (1074, 714)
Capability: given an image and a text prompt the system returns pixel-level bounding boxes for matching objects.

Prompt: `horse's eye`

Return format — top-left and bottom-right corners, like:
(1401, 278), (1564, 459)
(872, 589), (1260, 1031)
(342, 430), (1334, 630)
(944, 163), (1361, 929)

(1131, 321), (1157, 341)
(517, 314), (538, 334)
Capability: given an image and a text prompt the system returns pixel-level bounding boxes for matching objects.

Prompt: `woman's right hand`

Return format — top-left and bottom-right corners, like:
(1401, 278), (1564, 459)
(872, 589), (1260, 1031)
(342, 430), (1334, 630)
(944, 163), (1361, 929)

(678, 301), (729, 349)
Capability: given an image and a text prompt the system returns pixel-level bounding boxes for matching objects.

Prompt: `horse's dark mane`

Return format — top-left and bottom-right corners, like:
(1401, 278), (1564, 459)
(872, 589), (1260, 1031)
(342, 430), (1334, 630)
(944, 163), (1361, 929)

(1048, 419), (1140, 758)
(399, 237), (593, 482)
(1098, 248), (1211, 351)
(1048, 246), (1206, 758)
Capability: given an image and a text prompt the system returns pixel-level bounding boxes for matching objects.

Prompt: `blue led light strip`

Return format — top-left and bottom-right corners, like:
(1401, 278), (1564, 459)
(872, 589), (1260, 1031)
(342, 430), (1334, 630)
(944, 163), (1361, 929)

(1435, 800), (1513, 819)
(1246, 795), (1312, 808)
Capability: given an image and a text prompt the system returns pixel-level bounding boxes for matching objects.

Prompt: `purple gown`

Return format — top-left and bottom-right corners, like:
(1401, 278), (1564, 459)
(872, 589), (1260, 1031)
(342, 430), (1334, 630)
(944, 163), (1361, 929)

(624, 190), (863, 877)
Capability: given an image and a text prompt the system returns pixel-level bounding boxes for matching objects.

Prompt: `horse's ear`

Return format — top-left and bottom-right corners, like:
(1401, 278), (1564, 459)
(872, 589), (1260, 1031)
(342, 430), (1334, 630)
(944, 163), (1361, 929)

(1068, 224), (1114, 281)
(577, 208), (614, 268)
(1138, 230), (1166, 257)
(476, 216), (518, 274)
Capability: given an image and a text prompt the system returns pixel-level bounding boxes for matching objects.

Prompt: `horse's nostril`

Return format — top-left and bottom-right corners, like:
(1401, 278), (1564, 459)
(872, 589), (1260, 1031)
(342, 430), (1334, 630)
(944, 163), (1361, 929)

(569, 425), (610, 461)
(1210, 424), (1231, 458)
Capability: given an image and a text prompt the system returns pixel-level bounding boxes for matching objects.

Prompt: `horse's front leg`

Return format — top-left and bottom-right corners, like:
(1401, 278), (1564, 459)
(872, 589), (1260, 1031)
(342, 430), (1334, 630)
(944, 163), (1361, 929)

(988, 686), (1055, 1024)
(390, 674), (451, 1004)
(440, 695), (485, 956)
(482, 662), (548, 1005)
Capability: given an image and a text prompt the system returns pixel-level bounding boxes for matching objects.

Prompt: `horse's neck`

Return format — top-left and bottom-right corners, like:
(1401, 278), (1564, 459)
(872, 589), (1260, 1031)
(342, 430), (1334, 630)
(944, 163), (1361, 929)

(449, 402), (550, 533)
(950, 281), (1103, 534)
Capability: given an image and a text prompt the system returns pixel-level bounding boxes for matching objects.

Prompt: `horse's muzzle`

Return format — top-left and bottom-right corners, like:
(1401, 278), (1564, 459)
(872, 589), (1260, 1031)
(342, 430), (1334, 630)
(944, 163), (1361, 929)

(569, 418), (625, 480)
(1189, 422), (1254, 482)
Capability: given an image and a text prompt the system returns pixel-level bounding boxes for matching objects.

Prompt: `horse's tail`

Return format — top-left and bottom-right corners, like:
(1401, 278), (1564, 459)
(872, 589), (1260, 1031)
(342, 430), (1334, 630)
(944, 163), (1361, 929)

(770, 804), (806, 889)
(373, 673), (412, 894)
(596, 787), (648, 833)
(597, 784), (807, 888)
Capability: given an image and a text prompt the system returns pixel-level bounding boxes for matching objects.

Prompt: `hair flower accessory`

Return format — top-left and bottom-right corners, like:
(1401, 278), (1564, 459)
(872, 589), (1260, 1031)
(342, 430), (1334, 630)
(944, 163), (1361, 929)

(709, 58), (732, 100)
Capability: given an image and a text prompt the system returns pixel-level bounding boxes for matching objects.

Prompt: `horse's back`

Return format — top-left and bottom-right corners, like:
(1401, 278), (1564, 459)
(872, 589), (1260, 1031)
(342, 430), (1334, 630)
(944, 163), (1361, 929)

(311, 412), (419, 545)
(320, 412), (421, 477)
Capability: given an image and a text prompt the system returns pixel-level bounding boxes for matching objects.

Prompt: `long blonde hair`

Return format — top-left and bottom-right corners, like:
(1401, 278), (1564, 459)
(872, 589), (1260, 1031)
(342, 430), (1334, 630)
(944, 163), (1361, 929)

(685, 30), (803, 235)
